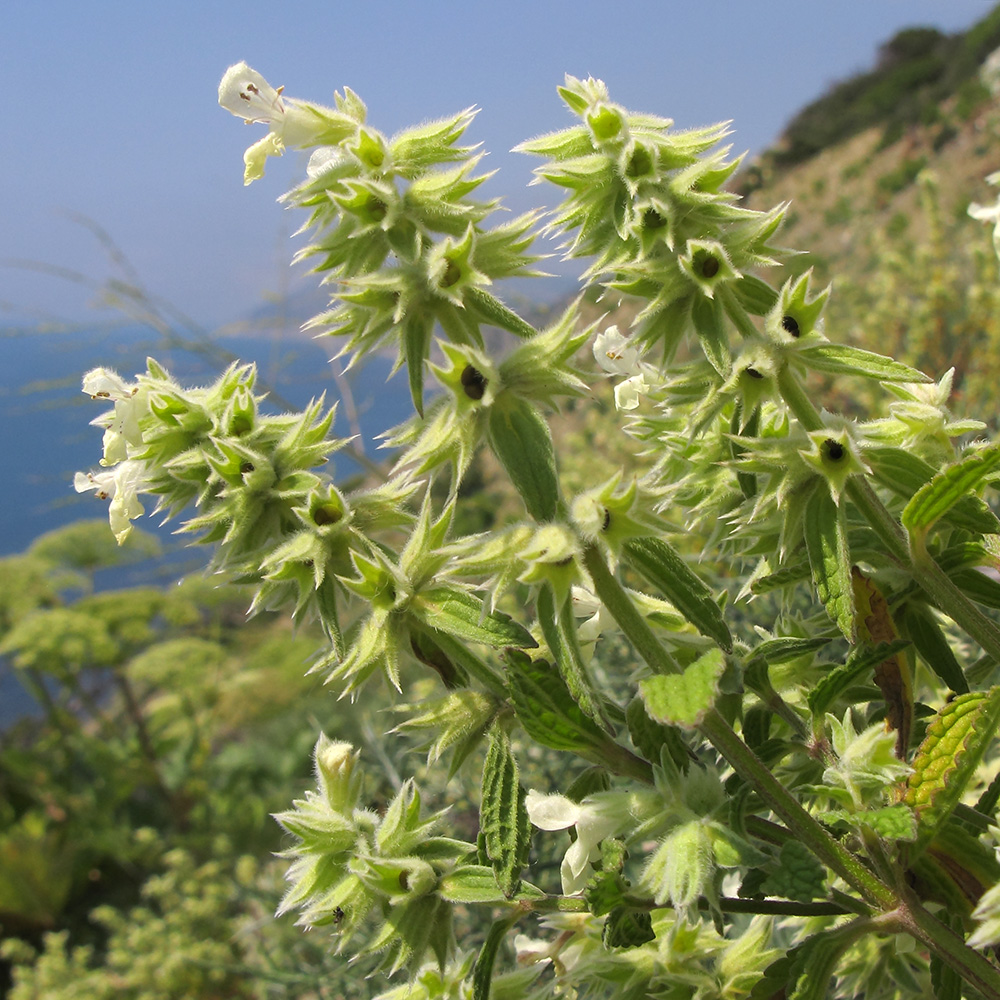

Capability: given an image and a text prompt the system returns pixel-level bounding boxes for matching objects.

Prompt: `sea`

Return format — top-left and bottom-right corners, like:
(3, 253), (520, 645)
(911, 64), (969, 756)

(0, 323), (415, 724)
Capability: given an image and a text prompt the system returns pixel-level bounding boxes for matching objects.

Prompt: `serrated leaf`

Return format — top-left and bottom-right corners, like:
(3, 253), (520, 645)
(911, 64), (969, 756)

(760, 840), (826, 902)
(749, 635), (833, 664)
(898, 602), (968, 694)
(807, 640), (911, 718)
(487, 393), (559, 522)
(480, 726), (531, 897)
(625, 697), (691, 769)
(413, 587), (537, 649)
(506, 649), (609, 753)
(904, 687), (1000, 856)
(803, 487), (855, 642)
(536, 584), (611, 730)
(866, 446), (1000, 536)
(639, 648), (725, 729)
(902, 443), (1000, 540)
(820, 804), (917, 842)
(852, 568), (912, 756)
(602, 906), (656, 948)
(623, 537), (732, 651)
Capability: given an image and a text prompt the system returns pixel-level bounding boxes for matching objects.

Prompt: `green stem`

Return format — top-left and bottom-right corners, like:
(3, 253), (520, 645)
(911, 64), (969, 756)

(894, 893), (1000, 1000)
(582, 545), (681, 676)
(585, 542), (897, 911)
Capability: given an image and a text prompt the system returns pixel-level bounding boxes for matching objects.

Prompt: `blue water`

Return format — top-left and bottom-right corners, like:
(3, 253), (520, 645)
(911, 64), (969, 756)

(0, 326), (416, 725)
(2, 326), (414, 558)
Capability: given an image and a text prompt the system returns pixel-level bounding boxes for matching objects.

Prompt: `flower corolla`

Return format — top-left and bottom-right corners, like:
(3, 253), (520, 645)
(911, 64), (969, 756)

(525, 790), (628, 894)
(219, 62), (323, 184)
(82, 367), (148, 466)
(74, 460), (147, 544)
(593, 325), (657, 411)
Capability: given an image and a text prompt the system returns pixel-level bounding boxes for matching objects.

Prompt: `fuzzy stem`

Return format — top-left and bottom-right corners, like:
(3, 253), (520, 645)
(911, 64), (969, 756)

(584, 542), (897, 911)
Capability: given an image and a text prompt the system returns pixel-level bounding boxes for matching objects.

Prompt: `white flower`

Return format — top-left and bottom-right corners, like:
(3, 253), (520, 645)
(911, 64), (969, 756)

(82, 368), (147, 466)
(218, 62), (321, 184)
(969, 172), (1000, 262)
(571, 586), (616, 643)
(593, 326), (657, 411)
(74, 460), (147, 544)
(525, 790), (627, 894)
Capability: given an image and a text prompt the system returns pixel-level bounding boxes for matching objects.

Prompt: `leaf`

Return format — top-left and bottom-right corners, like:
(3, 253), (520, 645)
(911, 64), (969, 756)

(901, 443), (1000, 541)
(904, 687), (1000, 856)
(731, 274), (779, 315)
(413, 587), (537, 649)
(480, 726), (531, 897)
(506, 649), (610, 754)
(472, 914), (518, 1000)
(897, 603), (968, 694)
(749, 635), (833, 664)
(807, 640), (911, 718)
(536, 584), (611, 730)
(639, 648), (725, 729)
(820, 804), (918, 842)
(795, 344), (931, 384)
(760, 840), (827, 902)
(466, 287), (537, 339)
(865, 446), (1000, 536)
(803, 487), (855, 642)
(623, 537), (733, 651)
(691, 294), (731, 377)
(487, 393), (559, 522)
(602, 906), (656, 948)
(625, 696), (691, 769)
(851, 568), (912, 756)
(438, 865), (544, 904)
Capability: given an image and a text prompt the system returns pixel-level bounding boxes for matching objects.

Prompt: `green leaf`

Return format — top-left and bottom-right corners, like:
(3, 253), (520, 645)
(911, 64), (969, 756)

(536, 584), (611, 730)
(639, 648), (725, 729)
(820, 804), (917, 842)
(760, 840), (826, 902)
(803, 487), (855, 642)
(901, 443), (1000, 540)
(731, 274), (779, 315)
(623, 537), (732, 651)
(898, 602), (968, 694)
(403, 312), (432, 416)
(505, 649), (610, 753)
(690, 294), (732, 377)
(866, 447), (1000, 536)
(602, 906), (656, 948)
(480, 726), (531, 898)
(795, 344), (931, 383)
(904, 687), (1000, 856)
(487, 393), (559, 522)
(413, 587), (536, 649)
(625, 696), (691, 770)
(787, 924), (868, 1000)
(749, 635), (833, 664)
(807, 640), (910, 718)
(438, 865), (544, 904)
(466, 287), (537, 339)
(472, 914), (518, 1000)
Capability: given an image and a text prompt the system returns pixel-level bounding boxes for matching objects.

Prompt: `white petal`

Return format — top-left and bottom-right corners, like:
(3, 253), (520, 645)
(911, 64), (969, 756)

(525, 790), (580, 831)
(219, 62), (283, 122)
(82, 368), (133, 400)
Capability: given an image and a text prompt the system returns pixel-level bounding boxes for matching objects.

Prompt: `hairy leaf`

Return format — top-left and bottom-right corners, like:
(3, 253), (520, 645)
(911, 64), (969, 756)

(623, 537), (732, 651)
(480, 726), (531, 897)
(639, 648), (725, 729)
(904, 688), (1000, 856)
(803, 488), (855, 642)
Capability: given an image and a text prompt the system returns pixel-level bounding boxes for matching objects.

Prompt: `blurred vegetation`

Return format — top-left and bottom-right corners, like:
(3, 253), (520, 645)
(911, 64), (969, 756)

(772, 12), (1000, 170)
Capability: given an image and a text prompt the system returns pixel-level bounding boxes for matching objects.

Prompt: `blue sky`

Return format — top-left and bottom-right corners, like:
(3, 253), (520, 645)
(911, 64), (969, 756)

(3, 1), (996, 329)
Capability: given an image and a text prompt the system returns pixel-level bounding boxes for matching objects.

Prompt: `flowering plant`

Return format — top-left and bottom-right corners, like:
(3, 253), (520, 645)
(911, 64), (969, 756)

(72, 64), (1000, 998)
